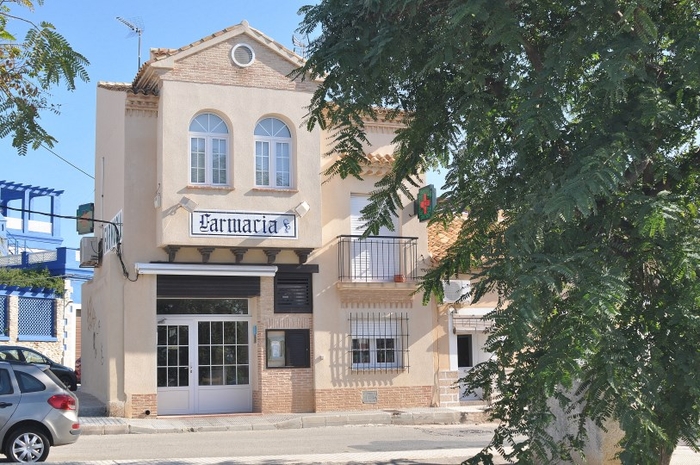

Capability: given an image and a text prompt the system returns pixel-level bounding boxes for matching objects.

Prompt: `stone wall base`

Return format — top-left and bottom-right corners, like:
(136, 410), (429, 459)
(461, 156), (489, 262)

(438, 370), (460, 406)
(107, 400), (125, 418)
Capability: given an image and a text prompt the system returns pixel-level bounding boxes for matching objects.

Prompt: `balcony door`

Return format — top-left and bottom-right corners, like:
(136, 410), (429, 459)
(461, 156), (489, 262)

(350, 195), (399, 281)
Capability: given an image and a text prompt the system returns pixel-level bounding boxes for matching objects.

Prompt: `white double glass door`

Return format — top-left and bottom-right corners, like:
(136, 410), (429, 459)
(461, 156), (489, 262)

(156, 315), (251, 415)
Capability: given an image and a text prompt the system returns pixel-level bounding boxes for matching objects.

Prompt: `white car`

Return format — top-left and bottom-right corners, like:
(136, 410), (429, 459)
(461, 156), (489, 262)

(0, 361), (80, 462)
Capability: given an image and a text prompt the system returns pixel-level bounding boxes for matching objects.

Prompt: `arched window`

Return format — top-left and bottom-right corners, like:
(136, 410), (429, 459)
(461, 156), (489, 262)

(189, 113), (229, 186)
(254, 117), (292, 188)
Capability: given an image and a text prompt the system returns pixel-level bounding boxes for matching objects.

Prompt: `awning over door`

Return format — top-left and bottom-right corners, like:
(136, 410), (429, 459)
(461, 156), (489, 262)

(135, 263), (277, 277)
(453, 314), (492, 332)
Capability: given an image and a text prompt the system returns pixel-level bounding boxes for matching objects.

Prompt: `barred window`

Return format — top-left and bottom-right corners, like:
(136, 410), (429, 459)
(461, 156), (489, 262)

(18, 297), (56, 341)
(349, 312), (409, 373)
(0, 297), (7, 339)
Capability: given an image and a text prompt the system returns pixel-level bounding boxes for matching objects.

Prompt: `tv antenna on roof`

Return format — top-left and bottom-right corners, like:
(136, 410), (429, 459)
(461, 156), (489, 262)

(116, 16), (144, 70)
(292, 34), (309, 59)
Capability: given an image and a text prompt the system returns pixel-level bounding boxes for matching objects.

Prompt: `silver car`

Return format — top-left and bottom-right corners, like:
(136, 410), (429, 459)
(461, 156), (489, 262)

(0, 361), (80, 462)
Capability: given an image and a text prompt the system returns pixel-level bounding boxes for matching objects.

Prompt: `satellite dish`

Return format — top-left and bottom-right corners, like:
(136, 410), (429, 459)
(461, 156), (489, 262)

(442, 280), (471, 304)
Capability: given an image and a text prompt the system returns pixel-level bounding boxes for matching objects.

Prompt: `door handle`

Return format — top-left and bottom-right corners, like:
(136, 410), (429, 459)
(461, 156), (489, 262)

(0, 402), (13, 408)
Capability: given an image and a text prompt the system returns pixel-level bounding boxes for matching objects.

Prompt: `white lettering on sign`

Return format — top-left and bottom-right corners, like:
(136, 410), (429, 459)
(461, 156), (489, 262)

(190, 211), (297, 239)
(103, 210), (122, 253)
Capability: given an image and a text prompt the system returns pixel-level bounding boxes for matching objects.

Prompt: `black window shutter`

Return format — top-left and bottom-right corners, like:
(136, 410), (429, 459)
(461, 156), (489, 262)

(275, 273), (312, 313)
(286, 329), (310, 368)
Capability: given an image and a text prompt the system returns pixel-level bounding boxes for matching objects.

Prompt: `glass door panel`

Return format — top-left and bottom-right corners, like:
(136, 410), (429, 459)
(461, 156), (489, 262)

(157, 324), (189, 387)
(198, 321), (249, 386)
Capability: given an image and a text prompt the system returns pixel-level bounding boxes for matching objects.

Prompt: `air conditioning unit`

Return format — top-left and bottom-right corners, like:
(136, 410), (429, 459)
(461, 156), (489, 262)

(79, 236), (102, 268)
(442, 279), (471, 304)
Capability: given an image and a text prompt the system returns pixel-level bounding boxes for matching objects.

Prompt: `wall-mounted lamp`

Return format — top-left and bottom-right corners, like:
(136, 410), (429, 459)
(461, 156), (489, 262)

(178, 196), (198, 213)
(294, 201), (310, 218)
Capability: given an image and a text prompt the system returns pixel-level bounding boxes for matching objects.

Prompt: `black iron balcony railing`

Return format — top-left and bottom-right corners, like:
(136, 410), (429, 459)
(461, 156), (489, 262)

(337, 235), (418, 283)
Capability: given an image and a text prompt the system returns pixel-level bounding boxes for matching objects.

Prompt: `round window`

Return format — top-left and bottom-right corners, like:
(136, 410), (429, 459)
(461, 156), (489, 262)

(231, 43), (255, 67)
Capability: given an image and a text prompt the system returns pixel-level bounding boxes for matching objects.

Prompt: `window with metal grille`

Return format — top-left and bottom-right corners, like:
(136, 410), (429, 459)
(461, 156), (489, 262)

(0, 297), (7, 340)
(349, 312), (409, 373)
(274, 273), (312, 313)
(18, 297), (56, 341)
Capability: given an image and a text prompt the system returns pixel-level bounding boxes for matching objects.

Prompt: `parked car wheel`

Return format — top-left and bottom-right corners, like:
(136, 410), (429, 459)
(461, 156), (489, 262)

(58, 374), (76, 392)
(4, 427), (50, 463)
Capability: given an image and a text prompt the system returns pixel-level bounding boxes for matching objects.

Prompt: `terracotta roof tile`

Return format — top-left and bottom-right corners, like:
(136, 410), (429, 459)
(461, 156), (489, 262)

(427, 215), (465, 263)
(97, 82), (134, 92)
(365, 145), (396, 165)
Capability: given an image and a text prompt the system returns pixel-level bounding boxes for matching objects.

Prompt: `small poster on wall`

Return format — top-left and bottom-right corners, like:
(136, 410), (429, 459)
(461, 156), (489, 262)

(266, 331), (286, 367)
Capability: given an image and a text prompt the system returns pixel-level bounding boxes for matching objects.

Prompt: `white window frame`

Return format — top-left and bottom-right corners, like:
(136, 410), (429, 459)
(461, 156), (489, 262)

(189, 113), (230, 186)
(351, 337), (400, 369)
(254, 117), (293, 189)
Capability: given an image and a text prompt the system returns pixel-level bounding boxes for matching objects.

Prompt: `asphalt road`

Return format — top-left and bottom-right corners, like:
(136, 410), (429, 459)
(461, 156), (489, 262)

(16, 423), (700, 465)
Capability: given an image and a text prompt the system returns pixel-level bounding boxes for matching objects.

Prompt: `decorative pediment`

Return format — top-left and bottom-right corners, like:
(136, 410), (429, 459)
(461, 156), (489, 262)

(133, 21), (319, 94)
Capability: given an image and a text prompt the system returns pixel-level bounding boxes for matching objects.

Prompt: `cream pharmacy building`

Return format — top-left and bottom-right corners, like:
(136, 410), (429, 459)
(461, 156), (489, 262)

(81, 21), (496, 418)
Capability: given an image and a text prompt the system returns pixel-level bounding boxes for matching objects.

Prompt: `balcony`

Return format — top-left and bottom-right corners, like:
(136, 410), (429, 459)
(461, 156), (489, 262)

(336, 235), (419, 305)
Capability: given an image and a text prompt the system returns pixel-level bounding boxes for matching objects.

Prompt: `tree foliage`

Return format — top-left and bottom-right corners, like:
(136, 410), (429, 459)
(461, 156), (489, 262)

(0, 0), (89, 155)
(296, 1), (700, 464)
(0, 266), (63, 294)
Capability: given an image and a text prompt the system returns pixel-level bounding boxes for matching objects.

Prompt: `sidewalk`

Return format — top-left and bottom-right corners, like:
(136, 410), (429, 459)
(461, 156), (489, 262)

(75, 389), (492, 436)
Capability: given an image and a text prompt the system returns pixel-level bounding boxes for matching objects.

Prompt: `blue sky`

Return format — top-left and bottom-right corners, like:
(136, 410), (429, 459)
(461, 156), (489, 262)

(2, 0), (443, 249)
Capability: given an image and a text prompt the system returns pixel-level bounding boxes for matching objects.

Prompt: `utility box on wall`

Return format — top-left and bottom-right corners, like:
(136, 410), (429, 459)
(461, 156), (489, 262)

(79, 236), (102, 268)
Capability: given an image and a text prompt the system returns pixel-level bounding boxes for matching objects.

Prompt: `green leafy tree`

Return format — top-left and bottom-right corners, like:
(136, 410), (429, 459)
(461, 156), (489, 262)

(0, 0), (89, 155)
(296, 1), (700, 464)
(0, 266), (63, 294)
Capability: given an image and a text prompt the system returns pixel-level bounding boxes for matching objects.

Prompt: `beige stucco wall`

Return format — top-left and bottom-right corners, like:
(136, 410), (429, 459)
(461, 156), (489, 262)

(84, 84), (163, 413)
(80, 86), (128, 411)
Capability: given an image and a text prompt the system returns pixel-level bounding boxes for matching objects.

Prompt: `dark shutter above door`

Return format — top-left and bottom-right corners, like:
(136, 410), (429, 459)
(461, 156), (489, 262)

(158, 275), (260, 298)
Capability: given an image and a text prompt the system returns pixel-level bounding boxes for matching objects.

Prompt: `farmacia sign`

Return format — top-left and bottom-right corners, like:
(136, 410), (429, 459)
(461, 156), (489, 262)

(190, 211), (297, 238)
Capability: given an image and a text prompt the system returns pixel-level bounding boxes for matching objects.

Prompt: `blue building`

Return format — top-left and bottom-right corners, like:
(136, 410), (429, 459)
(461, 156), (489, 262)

(0, 180), (92, 371)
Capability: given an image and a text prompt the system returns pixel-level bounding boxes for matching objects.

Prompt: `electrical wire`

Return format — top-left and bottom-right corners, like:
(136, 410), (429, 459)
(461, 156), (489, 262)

(40, 144), (94, 180)
(1, 205), (137, 282)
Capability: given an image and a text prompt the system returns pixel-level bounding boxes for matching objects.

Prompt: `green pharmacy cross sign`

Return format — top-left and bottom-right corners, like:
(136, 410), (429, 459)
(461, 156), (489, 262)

(415, 185), (436, 222)
(76, 203), (95, 234)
